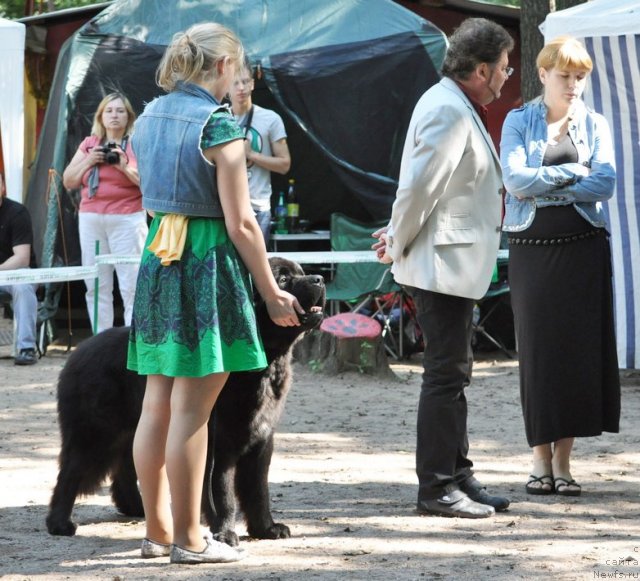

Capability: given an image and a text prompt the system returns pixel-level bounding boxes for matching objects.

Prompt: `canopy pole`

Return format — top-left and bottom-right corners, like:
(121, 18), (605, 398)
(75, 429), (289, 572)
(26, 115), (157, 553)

(93, 240), (100, 335)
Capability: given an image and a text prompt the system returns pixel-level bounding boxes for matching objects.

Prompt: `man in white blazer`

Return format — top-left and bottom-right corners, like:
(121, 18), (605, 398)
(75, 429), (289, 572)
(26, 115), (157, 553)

(375, 18), (513, 518)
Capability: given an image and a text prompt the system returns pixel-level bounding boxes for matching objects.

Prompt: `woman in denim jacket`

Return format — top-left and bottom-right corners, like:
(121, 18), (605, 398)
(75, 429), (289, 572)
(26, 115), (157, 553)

(500, 37), (620, 498)
(127, 23), (302, 565)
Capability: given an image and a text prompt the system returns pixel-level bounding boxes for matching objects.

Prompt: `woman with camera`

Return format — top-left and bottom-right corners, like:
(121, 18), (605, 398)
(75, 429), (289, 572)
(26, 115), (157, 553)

(63, 92), (148, 333)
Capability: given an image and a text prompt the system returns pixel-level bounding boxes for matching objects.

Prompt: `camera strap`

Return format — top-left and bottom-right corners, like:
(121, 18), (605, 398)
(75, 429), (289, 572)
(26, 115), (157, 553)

(119, 136), (129, 163)
(87, 165), (99, 198)
(99, 135), (128, 150)
(241, 106), (254, 138)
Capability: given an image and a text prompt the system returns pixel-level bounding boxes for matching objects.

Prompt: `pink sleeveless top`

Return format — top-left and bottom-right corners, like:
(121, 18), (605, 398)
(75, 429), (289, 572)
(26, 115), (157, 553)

(78, 135), (143, 214)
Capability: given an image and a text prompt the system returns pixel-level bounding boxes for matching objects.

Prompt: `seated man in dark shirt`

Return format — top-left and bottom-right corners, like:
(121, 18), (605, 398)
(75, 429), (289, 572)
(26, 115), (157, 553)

(0, 172), (38, 365)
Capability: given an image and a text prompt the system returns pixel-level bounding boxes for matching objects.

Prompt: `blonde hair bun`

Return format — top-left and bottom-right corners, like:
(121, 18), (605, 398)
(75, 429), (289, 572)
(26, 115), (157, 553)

(156, 22), (245, 92)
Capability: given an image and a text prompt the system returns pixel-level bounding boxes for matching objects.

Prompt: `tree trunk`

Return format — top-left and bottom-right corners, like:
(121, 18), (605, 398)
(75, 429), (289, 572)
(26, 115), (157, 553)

(520, 0), (551, 102)
(293, 329), (397, 379)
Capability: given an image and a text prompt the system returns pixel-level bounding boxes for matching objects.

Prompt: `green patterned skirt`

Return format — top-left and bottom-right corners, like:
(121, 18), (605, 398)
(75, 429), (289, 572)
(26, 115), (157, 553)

(127, 215), (267, 377)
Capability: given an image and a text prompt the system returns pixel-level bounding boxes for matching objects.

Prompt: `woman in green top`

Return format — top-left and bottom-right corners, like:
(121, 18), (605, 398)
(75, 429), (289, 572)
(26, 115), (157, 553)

(127, 23), (303, 565)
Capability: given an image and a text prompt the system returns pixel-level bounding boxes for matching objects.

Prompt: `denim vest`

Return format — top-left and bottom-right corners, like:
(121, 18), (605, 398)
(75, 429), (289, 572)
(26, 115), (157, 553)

(133, 82), (228, 217)
(500, 97), (616, 232)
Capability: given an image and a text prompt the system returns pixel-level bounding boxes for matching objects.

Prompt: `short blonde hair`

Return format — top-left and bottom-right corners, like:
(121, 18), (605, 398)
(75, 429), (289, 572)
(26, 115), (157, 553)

(91, 93), (136, 139)
(156, 22), (245, 92)
(537, 36), (593, 73)
(237, 56), (253, 78)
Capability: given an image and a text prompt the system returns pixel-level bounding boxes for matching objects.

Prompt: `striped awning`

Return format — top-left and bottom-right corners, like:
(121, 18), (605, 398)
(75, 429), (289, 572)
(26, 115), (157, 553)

(543, 0), (640, 369)
(584, 34), (640, 369)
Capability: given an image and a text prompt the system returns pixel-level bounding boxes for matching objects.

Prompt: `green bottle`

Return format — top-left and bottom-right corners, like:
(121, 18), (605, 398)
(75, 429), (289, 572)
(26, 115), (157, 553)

(286, 178), (299, 233)
(275, 191), (287, 234)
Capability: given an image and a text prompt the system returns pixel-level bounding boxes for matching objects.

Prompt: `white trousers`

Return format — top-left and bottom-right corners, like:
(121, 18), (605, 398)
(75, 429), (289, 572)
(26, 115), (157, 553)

(79, 211), (148, 334)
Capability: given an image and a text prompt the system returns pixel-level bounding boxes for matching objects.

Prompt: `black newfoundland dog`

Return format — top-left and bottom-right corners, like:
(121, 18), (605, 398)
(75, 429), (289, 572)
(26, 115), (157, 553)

(46, 257), (325, 546)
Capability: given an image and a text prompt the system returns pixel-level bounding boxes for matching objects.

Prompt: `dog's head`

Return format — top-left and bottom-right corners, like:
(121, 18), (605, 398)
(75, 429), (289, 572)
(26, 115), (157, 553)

(254, 258), (325, 359)
(268, 257), (325, 329)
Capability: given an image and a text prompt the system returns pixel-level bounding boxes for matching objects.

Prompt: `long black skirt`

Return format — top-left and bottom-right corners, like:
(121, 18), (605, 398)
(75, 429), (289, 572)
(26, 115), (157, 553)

(508, 206), (620, 447)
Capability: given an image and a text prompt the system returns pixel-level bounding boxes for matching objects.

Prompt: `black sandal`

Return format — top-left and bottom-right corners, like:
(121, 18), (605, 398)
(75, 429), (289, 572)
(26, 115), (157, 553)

(554, 477), (582, 497)
(525, 474), (554, 495)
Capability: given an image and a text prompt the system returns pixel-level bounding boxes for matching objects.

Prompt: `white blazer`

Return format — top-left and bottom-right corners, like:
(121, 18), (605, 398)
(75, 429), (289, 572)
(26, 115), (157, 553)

(387, 77), (503, 300)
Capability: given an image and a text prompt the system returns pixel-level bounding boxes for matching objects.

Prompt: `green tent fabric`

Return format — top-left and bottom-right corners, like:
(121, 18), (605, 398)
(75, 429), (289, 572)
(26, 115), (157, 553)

(26, 0), (447, 274)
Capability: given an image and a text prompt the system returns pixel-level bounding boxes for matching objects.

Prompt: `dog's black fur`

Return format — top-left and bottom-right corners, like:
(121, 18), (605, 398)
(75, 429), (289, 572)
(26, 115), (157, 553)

(46, 257), (325, 545)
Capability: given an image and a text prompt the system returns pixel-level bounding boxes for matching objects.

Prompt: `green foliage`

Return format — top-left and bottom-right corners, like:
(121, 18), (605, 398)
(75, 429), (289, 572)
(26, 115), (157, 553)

(308, 359), (324, 373)
(357, 341), (374, 373)
(0, 0), (101, 19)
(0, 0), (25, 18)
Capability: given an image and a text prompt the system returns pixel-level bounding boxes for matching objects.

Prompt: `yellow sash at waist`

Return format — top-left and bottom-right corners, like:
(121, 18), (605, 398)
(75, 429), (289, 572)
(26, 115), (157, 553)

(147, 213), (189, 266)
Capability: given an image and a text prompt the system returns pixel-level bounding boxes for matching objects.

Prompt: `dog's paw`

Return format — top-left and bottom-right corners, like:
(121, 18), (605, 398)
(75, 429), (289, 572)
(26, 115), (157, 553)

(46, 517), (78, 536)
(213, 530), (240, 547)
(114, 500), (144, 518)
(111, 483), (144, 517)
(251, 522), (291, 540)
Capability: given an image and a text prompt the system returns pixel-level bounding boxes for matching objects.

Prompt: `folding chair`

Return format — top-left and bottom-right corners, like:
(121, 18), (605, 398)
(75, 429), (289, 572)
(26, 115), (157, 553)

(0, 286), (55, 357)
(0, 290), (13, 348)
(325, 213), (405, 359)
(472, 254), (513, 358)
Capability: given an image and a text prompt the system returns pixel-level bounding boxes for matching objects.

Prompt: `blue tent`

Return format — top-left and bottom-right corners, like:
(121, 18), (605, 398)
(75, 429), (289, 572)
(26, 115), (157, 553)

(26, 0), (447, 272)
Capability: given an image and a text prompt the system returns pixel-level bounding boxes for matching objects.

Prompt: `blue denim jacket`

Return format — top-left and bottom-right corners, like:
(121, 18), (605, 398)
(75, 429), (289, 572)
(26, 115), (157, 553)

(500, 97), (616, 232)
(133, 82), (227, 217)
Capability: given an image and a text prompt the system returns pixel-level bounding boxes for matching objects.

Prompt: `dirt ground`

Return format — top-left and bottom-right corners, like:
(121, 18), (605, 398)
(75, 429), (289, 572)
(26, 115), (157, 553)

(1, 324), (639, 581)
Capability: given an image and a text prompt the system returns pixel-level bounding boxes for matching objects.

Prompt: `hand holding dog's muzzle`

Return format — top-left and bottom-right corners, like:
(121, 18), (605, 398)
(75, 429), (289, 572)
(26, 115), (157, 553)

(266, 291), (304, 327)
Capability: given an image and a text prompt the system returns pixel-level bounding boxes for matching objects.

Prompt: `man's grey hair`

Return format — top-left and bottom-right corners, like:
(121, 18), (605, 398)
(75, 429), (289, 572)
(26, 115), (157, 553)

(441, 18), (514, 80)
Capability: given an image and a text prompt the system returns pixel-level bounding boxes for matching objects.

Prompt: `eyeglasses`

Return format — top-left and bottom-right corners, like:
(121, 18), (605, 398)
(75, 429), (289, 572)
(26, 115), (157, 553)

(489, 64), (514, 80)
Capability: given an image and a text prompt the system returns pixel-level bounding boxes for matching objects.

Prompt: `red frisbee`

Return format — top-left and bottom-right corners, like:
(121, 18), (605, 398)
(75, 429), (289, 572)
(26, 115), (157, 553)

(320, 313), (381, 339)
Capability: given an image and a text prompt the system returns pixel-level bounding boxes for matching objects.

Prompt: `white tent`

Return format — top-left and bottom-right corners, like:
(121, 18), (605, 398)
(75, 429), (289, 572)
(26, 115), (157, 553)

(544, 0), (640, 369)
(0, 17), (25, 202)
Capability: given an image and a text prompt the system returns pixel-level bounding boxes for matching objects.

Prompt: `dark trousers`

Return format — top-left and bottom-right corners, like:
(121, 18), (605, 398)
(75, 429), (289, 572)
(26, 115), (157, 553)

(405, 287), (475, 500)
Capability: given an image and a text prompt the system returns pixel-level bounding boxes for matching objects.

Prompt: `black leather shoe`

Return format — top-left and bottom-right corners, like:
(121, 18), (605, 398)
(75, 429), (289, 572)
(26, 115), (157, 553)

(15, 348), (37, 366)
(460, 477), (510, 512)
(417, 484), (495, 519)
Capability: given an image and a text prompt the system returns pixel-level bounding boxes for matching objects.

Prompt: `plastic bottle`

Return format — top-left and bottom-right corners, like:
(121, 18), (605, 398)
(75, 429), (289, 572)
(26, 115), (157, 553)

(286, 178), (299, 233)
(274, 191), (287, 234)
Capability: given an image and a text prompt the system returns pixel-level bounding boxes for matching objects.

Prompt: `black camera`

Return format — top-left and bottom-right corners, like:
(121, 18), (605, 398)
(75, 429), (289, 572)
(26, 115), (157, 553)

(96, 142), (120, 165)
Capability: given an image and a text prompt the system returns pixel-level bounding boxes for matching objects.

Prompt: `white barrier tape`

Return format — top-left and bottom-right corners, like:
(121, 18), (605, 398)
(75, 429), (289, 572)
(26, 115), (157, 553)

(267, 250), (376, 264)
(0, 249), (508, 286)
(0, 265), (98, 286)
(0, 255), (143, 286)
(95, 254), (141, 266)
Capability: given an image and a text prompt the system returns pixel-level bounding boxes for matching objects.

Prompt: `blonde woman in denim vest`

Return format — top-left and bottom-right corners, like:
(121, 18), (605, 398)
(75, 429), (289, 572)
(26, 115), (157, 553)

(127, 23), (302, 565)
(500, 37), (620, 498)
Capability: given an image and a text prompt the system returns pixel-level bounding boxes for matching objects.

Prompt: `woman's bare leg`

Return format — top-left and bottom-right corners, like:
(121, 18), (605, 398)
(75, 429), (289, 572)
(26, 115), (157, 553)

(167, 373), (229, 551)
(133, 374), (174, 544)
(552, 437), (580, 492)
(528, 443), (553, 492)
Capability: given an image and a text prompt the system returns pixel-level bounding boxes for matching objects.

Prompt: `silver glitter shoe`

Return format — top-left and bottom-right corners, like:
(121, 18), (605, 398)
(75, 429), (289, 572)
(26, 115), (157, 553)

(170, 537), (246, 564)
(141, 538), (171, 558)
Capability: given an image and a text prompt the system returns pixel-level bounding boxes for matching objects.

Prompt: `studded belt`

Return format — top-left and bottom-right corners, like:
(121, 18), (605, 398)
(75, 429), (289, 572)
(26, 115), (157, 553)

(507, 228), (606, 246)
